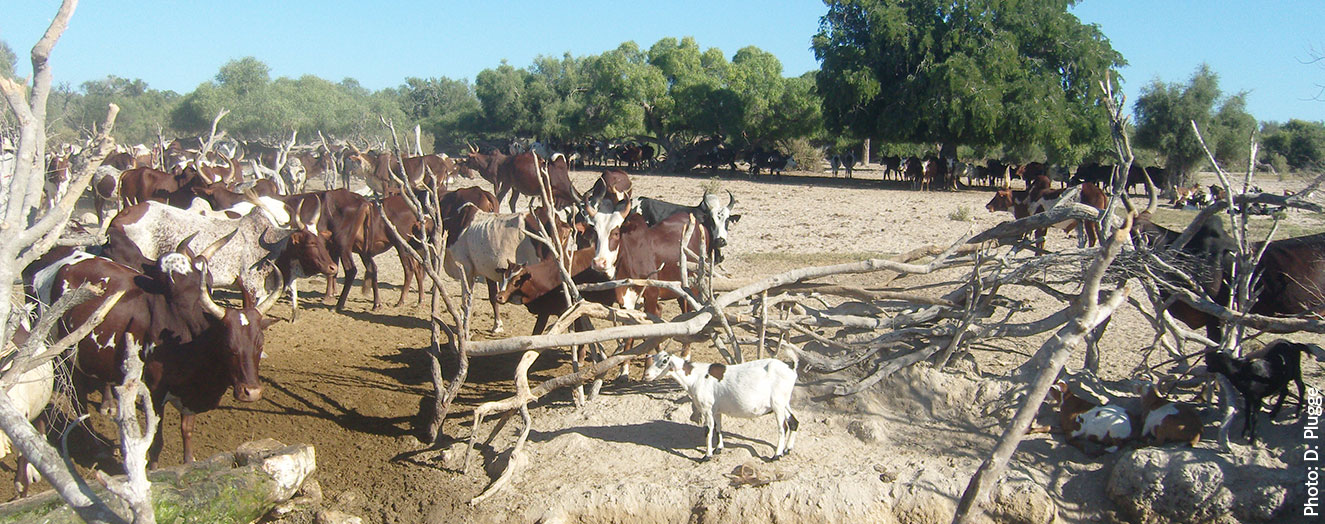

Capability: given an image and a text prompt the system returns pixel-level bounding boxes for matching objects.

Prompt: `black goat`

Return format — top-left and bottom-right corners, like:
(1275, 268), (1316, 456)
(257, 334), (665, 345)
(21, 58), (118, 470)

(1204, 340), (1317, 444)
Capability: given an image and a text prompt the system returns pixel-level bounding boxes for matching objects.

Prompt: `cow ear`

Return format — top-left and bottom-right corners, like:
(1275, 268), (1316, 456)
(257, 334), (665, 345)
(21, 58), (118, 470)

(728, 214), (741, 224)
(261, 316), (278, 329)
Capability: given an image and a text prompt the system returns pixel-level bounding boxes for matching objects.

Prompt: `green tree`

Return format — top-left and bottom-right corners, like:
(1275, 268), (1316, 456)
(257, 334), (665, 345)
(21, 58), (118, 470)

(474, 61), (533, 135)
(173, 57), (409, 140)
(1261, 119), (1325, 170)
(72, 76), (180, 144)
(403, 76), (481, 152)
(812, 0), (1123, 164)
(1209, 92), (1257, 169)
(1134, 64), (1255, 185)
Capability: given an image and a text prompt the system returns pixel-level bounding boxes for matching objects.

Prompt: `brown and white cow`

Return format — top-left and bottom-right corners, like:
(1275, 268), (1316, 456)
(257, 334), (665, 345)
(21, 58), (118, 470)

(43, 234), (280, 465)
(1023, 181), (1108, 247)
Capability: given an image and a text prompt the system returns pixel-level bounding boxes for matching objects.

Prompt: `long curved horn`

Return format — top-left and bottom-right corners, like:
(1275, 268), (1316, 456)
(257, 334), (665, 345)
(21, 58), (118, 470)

(727, 190), (736, 209)
(256, 263), (284, 315)
(291, 198), (305, 229)
(201, 229), (239, 261)
(307, 198), (321, 229)
(175, 232), (200, 257)
(196, 259), (228, 320)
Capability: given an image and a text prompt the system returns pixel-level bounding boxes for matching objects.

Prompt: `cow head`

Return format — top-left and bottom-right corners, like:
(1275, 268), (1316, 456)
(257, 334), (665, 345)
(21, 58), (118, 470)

(282, 199), (337, 277)
(698, 191), (739, 249)
(986, 189), (1016, 212)
(495, 261), (547, 306)
(189, 243), (281, 403)
(583, 193), (631, 278)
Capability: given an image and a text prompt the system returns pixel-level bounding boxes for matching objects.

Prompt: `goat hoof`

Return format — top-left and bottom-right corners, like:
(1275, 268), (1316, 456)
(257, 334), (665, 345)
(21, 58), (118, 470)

(699, 455), (712, 462)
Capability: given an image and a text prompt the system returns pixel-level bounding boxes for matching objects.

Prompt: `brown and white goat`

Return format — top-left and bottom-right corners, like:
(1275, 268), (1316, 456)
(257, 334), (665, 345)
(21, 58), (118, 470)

(1137, 382), (1202, 446)
(1046, 380), (1133, 453)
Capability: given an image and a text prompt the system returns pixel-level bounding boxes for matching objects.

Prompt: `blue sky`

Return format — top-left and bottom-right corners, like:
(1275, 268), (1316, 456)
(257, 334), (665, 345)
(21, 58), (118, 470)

(5, 1), (1324, 123)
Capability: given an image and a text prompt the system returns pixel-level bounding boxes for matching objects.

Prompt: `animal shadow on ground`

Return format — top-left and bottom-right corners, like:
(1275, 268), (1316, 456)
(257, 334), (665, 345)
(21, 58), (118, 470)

(251, 376), (415, 438)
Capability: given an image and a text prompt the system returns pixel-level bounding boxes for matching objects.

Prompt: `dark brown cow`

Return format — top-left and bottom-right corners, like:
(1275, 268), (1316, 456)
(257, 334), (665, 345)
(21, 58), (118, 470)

(462, 150), (578, 212)
(584, 169), (632, 205)
(354, 193), (436, 309)
(881, 156), (903, 180)
(285, 189), (373, 312)
(906, 157), (926, 190)
(118, 166), (203, 208)
(1017, 162), (1049, 185)
(46, 235), (279, 466)
(1133, 213), (1325, 346)
(985, 189), (1030, 220)
(365, 152), (461, 195)
(497, 247), (617, 333)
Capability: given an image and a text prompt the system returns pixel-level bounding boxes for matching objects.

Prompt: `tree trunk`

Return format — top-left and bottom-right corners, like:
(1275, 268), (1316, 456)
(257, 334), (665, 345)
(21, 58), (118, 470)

(0, 441), (315, 524)
(862, 138), (871, 165)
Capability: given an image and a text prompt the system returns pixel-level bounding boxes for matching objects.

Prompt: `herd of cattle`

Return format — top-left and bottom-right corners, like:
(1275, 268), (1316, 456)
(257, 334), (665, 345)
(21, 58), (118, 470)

(6, 136), (746, 492)
(4, 133), (1324, 498)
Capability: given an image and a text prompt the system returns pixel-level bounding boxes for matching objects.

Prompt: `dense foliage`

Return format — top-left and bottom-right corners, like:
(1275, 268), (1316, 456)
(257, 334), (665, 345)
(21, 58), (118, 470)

(1260, 119), (1325, 171)
(1133, 64), (1257, 185)
(811, 0), (1125, 164)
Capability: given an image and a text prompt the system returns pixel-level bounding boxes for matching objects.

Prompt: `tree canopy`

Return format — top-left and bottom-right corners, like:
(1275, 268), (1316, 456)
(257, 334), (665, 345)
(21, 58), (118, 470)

(812, 0), (1124, 163)
(1261, 119), (1325, 171)
(1133, 64), (1256, 185)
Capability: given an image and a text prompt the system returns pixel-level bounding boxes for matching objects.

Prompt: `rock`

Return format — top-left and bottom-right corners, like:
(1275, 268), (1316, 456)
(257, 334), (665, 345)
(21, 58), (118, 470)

(236, 438), (288, 465)
(316, 509), (364, 524)
(78, 212), (99, 225)
(987, 480), (1056, 524)
(333, 489), (363, 509)
(1107, 447), (1295, 523)
(846, 418), (885, 443)
(297, 478), (324, 506)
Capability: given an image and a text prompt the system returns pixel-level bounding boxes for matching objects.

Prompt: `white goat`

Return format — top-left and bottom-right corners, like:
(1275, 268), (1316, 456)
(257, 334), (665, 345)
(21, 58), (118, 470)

(643, 349), (800, 460)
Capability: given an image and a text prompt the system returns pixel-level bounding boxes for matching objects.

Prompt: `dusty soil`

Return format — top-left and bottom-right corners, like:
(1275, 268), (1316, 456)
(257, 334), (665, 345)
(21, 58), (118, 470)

(7, 165), (1325, 522)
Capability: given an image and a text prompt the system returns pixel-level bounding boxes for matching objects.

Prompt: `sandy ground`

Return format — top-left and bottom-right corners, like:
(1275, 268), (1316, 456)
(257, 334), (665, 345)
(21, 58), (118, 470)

(6, 164), (1324, 522)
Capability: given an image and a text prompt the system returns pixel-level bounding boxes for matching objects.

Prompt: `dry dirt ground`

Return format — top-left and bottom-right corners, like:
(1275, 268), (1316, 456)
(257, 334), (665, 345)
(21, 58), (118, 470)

(6, 165), (1325, 522)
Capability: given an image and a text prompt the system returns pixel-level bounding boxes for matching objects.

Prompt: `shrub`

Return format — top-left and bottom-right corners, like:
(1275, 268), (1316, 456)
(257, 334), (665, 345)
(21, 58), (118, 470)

(948, 206), (972, 222)
(784, 137), (822, 172)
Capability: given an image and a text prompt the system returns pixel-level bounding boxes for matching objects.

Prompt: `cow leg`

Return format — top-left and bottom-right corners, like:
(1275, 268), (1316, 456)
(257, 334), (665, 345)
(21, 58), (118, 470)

(288, 279), (300, 322)
(487, 279), (504, 334)
(395, 251), (412, 307)
(147, 395), (169, 469)
(506, 191), (519, 213)
(361, 253), (382, 310)
(336, 257), (358, 311)
(99, 382), (116, 417)
(531, 314), (550, 336)
(180, 412), (196, 463)
(413, 258), (426, 305)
